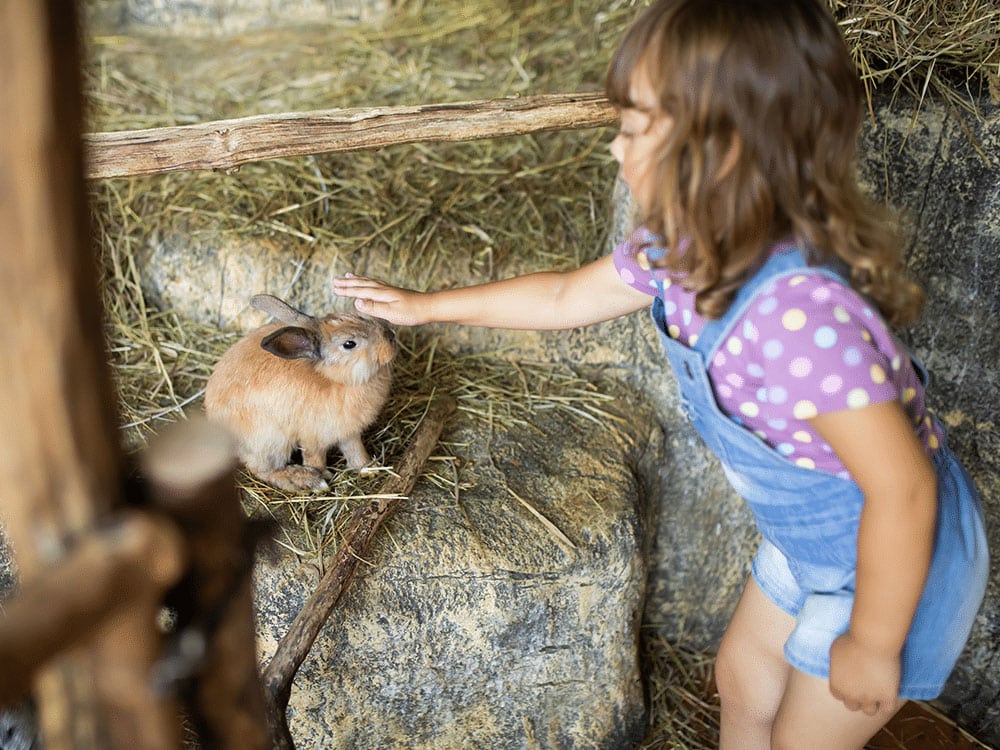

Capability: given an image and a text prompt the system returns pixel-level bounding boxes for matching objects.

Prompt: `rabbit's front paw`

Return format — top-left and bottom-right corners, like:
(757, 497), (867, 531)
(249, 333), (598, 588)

(339, 436), (372, 471)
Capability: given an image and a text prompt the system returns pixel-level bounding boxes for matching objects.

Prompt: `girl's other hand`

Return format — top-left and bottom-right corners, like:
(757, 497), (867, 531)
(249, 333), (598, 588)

(333, 274), (428, 326)
(828, 631), (902, 717)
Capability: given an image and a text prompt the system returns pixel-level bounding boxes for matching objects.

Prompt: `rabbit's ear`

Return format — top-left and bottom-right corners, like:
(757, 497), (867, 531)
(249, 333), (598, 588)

(251, 294), (315, 326)
(374, 330), (397, 366)
(261, 326), (321, 361)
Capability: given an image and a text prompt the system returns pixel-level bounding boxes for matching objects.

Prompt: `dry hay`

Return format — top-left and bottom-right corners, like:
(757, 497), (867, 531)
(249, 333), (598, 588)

(86, 0), (637, 557)
(83, 1), (998, 748)
(833, 0), (1000, 113)
(638, 632), (721, 749)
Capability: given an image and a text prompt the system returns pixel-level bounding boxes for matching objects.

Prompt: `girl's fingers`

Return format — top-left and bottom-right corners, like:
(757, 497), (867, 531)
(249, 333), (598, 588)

(333, 278), (372, 290)
(333, 278), (387, 297)
(333, 275), (421, 325)
(342, 287), (400, 303)
(333, 274), (383, 286)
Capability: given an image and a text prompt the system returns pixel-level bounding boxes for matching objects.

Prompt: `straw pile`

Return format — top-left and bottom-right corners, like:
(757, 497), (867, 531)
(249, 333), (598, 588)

(86, 0), (638, 553)
(834, 0), (1000, 112)
(83, 0), (998, 747)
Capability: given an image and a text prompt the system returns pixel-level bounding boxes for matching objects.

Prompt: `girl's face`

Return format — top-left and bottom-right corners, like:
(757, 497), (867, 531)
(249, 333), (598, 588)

(609, 66), (671, 214)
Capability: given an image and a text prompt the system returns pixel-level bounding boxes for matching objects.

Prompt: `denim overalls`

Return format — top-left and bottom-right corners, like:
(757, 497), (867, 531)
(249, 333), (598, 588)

(651, 247), (988, 697)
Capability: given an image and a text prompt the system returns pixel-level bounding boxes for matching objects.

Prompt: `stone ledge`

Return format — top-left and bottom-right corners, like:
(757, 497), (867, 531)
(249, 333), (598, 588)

(253, 384), (661, 748)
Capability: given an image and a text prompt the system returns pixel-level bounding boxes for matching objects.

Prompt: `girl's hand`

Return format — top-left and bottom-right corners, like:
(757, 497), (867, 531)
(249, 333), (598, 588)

(333, 274), (429, 326)
(811, 400), (934, 720)
(828, 631), (901, 716)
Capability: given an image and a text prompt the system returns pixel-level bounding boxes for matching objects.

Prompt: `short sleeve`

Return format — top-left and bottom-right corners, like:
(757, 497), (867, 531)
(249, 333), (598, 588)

(613, 227), (671, 297)
(707, 267), (939, 476)
(743, 273), (902, 420)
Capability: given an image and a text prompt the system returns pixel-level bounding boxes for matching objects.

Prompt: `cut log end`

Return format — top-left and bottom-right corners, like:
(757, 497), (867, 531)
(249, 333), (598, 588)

(142, 415), (236, 497)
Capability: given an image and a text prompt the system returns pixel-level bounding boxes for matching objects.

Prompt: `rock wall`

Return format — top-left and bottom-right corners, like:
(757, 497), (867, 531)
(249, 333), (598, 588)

(862, 98), (1000, 740)
(87, 0), (388, 35)
(254, 386), (662, 748)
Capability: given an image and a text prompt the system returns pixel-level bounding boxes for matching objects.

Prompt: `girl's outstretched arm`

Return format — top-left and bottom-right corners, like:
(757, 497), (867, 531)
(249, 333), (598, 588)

(332, 253), (652, 330)
(808, 400), (937, 716)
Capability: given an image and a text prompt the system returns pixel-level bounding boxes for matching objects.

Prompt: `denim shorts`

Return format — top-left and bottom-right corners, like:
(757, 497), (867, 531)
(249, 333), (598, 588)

(751, 447), (989, 700)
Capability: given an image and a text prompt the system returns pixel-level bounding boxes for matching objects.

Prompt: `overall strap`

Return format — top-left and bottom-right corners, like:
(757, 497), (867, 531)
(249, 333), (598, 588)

(692, 247), (847, 362)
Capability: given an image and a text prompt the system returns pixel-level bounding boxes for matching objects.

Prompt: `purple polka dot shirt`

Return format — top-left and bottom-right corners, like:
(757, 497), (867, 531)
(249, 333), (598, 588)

(615, 228), (944, 478)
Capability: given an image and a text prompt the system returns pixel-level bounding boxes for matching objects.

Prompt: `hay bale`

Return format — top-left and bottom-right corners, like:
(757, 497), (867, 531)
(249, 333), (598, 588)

(833, 0), (1000, 110)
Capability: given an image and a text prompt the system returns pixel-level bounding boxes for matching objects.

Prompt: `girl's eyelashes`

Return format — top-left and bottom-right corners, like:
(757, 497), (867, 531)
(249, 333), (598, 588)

(618, 108), (655, 138)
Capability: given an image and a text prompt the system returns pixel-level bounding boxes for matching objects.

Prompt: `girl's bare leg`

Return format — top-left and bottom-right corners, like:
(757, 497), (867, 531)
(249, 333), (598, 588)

(772, 669), (904, 750)
(717, 577), (905, 749)
(716, 577), (796, 750)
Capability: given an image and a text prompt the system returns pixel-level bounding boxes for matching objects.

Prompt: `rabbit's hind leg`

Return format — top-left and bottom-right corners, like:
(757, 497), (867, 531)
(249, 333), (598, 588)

(251, 464), (333, 493)
(243, 436), (333, 493)
(301, 444), (337, 487)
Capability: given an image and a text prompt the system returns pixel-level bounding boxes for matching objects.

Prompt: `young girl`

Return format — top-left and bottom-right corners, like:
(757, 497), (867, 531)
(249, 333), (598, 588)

(333, 0), (989, 747)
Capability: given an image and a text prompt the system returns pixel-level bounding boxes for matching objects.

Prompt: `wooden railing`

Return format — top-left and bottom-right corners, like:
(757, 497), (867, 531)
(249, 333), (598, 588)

(84, 92), (616, 179)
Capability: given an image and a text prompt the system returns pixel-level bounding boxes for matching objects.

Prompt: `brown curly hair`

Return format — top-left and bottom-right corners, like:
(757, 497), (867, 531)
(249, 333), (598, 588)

(606, 0), (924, 325)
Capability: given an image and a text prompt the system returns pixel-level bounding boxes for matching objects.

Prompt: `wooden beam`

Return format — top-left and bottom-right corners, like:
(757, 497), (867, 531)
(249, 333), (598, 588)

(84, 92), (617, 179)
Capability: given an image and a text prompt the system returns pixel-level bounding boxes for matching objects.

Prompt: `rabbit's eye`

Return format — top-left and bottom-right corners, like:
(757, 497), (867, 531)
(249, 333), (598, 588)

(342, 340), (357, 350)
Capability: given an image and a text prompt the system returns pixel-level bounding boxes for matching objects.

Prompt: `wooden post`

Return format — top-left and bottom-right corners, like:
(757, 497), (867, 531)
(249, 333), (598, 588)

(143, 417), (272, 750)
(0, 1), (183, 747)
(0, 512), (183, 708)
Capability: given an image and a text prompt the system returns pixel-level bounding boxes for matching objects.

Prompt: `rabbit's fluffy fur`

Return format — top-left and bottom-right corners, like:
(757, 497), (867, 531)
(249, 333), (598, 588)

(205, 298), (396, 493)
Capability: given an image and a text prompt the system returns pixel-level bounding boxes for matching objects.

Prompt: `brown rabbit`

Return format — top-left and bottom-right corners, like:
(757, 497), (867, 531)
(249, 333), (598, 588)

(204, 294), (397, 492)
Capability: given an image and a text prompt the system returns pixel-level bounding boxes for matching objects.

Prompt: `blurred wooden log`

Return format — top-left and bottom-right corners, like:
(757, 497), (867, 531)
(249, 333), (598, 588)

(0, 513), (183, 707)
(142, 416), (271, 750)
(262, 396), (457, 749)
(0, 2), (267, 747)
(0, 0), (174, 746)
(84, 92), (616, 179)
(0, 0), (120, 581)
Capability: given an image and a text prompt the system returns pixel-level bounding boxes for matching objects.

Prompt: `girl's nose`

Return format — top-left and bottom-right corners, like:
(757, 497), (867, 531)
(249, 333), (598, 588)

(609, 134), (624, 164)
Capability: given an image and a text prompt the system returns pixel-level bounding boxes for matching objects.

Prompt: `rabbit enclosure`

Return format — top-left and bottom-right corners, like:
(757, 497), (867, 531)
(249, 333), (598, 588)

(2, 0), (1000, 748)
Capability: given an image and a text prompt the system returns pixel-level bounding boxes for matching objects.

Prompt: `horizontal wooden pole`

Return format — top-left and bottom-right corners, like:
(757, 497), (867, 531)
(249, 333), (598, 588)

(84, 92), (617, 180)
